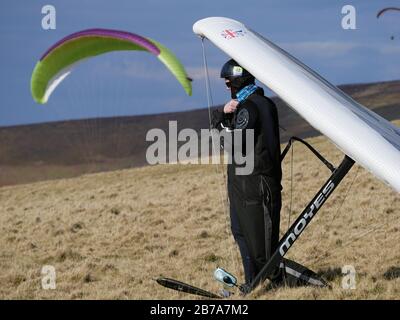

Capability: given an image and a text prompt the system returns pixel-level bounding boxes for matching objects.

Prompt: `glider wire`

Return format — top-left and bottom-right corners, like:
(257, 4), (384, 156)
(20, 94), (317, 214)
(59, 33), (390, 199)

(311, 159), (396, 267)
(329, 165), (360, 222)
(200, 38), (240, 273)
(314, 189), (399, 266)
(287, 142), (294, 229)
(201, 39), (214, 131)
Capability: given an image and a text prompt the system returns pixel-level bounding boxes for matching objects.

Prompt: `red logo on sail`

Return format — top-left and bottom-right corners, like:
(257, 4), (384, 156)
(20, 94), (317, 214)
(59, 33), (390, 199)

(221, 29), (245, 39)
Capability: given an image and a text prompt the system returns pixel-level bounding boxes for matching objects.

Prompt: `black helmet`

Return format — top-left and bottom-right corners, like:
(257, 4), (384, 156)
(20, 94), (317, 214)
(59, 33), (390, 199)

(220, 59), (254, 88)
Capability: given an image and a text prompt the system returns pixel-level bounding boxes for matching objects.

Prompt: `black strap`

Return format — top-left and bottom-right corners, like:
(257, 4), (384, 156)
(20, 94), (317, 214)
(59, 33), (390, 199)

(155, 277), (221, 299)
(281, 136), (336, 172)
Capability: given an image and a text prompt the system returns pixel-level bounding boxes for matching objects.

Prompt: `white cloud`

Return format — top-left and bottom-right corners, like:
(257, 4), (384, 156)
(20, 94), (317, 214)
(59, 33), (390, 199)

(96, 58), (177, 81)
(185, 66), (220, 80)
(95, 58), (222, 85)
(378, 45), (400, 55)
(280, 41), (360, 57)
(280, 41), (400, 57)
(118, 60), (171, 81)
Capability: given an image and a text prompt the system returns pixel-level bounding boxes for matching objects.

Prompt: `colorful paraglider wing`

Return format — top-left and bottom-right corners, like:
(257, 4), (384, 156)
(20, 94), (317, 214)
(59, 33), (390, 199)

(149, 39), (193, 95)
(31, 29), (192, 104)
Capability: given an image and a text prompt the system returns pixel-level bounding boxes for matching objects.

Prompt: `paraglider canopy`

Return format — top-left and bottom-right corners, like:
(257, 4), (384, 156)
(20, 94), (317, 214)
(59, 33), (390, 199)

(31, 29), (192, 104)
(376, 7), (400, 40)
(376, 7), (400, 18)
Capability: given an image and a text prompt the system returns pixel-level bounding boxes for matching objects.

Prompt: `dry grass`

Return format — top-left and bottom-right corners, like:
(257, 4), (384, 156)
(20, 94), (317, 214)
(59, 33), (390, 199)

(0, 120), (399, 300)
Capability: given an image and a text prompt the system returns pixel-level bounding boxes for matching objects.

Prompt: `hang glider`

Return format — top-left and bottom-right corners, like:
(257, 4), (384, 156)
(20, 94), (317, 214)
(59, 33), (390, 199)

(192, 17), (400, 295)
(193, 17), (400, 193)
(31, 29), (192, 104)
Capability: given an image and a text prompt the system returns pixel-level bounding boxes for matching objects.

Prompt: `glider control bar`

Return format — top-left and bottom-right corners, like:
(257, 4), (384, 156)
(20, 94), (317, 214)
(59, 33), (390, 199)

(240, 154), (355, 294)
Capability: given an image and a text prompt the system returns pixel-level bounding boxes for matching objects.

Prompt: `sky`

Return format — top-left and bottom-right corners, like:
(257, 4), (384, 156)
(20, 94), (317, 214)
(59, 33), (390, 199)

(0, 0), (399, 126)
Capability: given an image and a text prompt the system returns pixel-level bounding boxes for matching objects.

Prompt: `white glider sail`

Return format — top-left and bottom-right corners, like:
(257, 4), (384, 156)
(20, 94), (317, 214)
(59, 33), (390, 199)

(193, 17), (400, 192)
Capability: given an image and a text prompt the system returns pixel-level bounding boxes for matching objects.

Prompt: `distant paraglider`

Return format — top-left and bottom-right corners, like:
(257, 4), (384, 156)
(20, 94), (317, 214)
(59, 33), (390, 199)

(376, 7), (400, 19)
(376, 7), (400, 40)
(30, 29), (192, 104)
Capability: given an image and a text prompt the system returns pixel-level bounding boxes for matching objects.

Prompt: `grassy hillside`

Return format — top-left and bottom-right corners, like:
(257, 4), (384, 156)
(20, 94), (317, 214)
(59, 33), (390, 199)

(0, 120), (399, 299)
(1, 80), (399, 187)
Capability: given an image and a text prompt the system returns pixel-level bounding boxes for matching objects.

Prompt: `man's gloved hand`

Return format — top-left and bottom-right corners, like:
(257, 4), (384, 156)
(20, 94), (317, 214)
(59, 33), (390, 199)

(223, 99), (239, 113)
(211, 109), (225, 129)
(211, 100), (238, 129)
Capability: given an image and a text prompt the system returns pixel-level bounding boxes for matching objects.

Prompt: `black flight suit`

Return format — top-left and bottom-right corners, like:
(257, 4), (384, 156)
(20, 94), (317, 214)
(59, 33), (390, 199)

(212, 88), (282, 284)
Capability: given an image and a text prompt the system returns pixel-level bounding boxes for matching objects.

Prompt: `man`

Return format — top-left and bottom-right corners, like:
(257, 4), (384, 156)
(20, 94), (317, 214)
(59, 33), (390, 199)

(212, 59), (282, 286)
